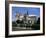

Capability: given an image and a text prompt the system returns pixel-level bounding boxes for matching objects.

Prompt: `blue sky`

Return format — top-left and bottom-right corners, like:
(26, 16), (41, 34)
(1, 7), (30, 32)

(12, 7), (40, 21)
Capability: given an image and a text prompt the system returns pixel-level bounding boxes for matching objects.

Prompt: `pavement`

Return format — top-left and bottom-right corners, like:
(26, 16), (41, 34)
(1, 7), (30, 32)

(12, 27), (33, 31)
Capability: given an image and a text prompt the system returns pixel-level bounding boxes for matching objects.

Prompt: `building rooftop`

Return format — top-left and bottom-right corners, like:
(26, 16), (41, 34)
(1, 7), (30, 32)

(28, 15), (37, 17)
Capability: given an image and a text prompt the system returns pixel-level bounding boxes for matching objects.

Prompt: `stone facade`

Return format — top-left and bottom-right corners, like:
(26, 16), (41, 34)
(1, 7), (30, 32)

(15, 13), (38, 25)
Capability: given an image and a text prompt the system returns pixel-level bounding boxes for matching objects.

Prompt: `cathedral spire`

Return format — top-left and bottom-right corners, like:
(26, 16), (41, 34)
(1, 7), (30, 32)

(27, 10), (28, 15)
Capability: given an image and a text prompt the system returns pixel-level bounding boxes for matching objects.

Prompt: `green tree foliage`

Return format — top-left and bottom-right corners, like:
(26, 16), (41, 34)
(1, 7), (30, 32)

(31, 17), (40, 30)
(37, 17), (40, 24)
(16, 20), (24, 24)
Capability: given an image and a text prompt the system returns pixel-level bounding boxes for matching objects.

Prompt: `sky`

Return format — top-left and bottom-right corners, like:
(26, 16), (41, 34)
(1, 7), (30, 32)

(12, 7), (40, 21)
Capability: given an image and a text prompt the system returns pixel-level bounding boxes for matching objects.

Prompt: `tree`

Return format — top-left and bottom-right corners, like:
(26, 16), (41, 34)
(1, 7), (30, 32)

(16, 20), (24, 24)
(37, 17), (40, 24)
